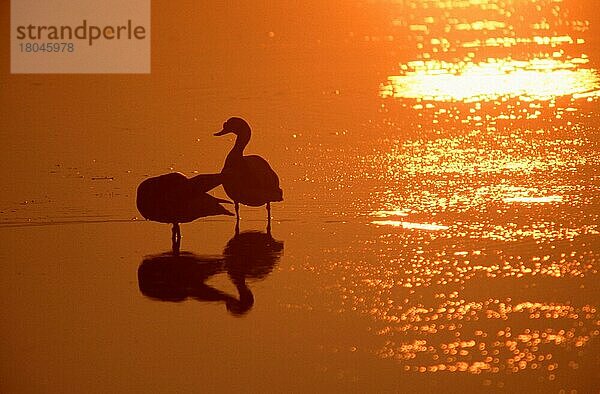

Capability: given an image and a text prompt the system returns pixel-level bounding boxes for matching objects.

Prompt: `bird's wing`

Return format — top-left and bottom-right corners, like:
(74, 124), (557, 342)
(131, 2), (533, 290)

(244, 155), (280, 189)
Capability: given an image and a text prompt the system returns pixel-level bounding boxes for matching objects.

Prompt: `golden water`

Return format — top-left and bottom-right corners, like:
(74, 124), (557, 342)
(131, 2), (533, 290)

(1, 0), (598, 392)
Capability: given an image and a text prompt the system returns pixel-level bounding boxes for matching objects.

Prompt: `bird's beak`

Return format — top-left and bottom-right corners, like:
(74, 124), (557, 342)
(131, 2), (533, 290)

(214, 129), (231, 136)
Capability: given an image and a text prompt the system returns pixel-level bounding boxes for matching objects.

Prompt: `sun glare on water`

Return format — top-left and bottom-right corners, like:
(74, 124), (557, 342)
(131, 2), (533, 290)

(381, 57), (600, 102)
(379, 0), (599, 103)
(353, 0), (600, 379)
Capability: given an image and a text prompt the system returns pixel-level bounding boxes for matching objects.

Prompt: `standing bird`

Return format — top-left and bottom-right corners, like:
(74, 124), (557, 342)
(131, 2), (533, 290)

(214, 117), (283, 230)
(136, 172), (234, 252)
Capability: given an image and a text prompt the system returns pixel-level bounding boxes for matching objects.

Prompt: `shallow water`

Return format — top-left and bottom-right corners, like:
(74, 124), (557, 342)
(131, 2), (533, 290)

(1, 0), (599, 392)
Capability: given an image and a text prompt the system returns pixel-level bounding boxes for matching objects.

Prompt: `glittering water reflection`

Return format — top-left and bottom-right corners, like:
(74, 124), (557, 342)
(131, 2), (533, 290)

(381, 58), (600, 101)
(372, 220), (450, 230)
(325, 228), (599, 376)
(381, 0), (600, 103)
(502, 195), (563, 203)
(310, 0), (600, 385)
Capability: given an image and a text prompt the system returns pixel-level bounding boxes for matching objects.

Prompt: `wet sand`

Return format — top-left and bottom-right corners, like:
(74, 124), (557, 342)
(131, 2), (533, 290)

(1, 0), (599, 392)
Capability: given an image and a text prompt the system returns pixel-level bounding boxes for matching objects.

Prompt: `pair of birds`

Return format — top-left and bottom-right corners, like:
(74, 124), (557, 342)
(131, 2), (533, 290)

(136, 117), (283, 245)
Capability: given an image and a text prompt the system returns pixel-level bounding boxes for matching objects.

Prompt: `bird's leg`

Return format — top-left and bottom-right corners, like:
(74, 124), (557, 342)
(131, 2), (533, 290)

(235, 202), (240, 235)
(266, 202), (272, 234)
(172, 238), (180, 255)
(171, 223), (181, 255)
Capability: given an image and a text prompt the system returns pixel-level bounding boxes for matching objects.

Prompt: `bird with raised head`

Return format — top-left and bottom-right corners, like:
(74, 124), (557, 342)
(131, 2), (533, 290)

(214, 117), (283, 229)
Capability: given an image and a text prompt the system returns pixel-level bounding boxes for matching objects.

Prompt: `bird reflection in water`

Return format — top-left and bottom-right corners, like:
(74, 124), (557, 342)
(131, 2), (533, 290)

(138, 230), (283, 316)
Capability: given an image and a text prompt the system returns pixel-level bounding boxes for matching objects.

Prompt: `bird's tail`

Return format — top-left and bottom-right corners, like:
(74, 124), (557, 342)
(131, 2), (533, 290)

(274, 188), (283, 202)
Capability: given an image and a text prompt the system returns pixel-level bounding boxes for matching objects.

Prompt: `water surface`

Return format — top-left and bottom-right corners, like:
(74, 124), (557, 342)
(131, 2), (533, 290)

(1, 0), (599, 392)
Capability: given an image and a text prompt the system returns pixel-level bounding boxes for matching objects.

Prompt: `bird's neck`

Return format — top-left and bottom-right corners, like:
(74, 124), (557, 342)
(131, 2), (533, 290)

(233, 277), (254, 307)
(226, 133), (250, 162)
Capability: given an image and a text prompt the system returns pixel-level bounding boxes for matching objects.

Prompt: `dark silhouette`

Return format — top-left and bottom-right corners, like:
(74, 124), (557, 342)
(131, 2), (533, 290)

(214, 117), (283, 231)
(136, 172), (234, 251)
(223, 230), (284, 315)
(137, 230), (284, 316)
(138, 252), (229, 303)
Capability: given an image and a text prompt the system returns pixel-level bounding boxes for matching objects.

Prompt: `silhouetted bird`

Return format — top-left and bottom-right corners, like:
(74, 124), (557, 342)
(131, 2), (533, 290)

(214, 117), (283, 229)
(136, 172), (234, 251)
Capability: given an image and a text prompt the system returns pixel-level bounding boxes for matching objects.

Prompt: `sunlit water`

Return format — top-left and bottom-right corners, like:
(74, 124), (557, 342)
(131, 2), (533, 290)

(1, 0), (599, 392)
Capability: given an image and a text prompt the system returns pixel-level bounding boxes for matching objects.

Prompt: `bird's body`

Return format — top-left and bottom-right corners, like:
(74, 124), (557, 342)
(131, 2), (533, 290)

(136, 172), (233, 251)
(215, 117), (283, 227)
(136, 172), (230, 223)
(222, 154), (283, 207)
